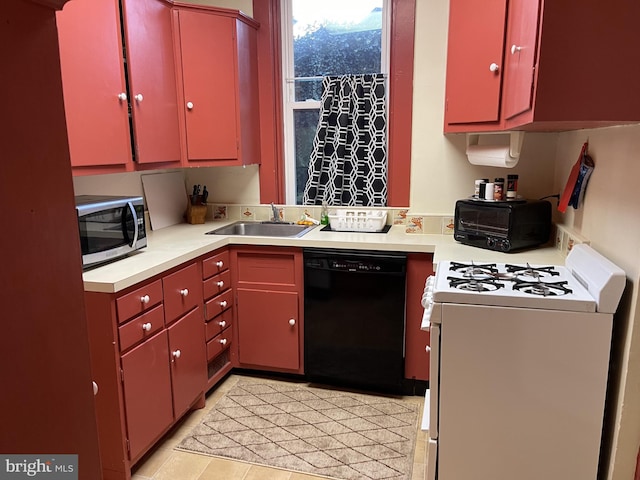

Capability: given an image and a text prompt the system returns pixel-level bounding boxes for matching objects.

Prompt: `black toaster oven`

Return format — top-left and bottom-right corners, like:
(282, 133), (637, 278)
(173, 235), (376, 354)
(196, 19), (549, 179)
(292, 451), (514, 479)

(454, 199), (552, 252)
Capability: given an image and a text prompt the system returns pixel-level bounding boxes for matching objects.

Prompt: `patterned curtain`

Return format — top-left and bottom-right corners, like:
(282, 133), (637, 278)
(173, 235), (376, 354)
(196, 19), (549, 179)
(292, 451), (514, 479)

(302, 74), (387, 206)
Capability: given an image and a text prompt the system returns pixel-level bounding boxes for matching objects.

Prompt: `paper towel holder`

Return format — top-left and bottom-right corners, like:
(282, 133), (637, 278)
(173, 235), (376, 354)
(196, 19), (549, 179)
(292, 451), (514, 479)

(466, 131), (525, 162)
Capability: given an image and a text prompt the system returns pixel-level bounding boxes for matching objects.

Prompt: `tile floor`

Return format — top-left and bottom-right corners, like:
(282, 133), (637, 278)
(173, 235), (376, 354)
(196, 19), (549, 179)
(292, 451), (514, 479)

(131, 374), (428, 480)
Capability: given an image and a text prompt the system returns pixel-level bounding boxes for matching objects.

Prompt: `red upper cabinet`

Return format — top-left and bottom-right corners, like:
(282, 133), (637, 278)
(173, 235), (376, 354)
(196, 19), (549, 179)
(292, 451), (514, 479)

(176, 11), (237, 162)
(121, 0), (182, 166)
(444, 0), (640, 133)
(57, 0), (182, 174)
(56, 0), (133, 174)
(443, 0), (507, 125)
(173, 5), (261, 167)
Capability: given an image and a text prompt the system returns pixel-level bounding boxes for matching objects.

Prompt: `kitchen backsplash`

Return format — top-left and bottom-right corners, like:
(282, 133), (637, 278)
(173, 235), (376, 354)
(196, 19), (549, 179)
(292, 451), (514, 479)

(176, 203), (458, 235)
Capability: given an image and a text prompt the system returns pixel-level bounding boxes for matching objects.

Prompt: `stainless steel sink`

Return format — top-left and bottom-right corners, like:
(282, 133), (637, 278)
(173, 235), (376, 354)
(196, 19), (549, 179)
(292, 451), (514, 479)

(206, 221), (316, 238)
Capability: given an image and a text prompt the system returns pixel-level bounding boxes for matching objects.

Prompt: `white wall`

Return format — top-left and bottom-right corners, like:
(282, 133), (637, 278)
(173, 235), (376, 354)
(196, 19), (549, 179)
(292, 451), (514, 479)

(554, 125), (640, 480)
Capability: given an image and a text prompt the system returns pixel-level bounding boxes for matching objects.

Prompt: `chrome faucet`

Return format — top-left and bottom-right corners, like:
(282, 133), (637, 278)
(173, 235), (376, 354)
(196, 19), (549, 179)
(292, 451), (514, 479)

(270, 203), (281, 222)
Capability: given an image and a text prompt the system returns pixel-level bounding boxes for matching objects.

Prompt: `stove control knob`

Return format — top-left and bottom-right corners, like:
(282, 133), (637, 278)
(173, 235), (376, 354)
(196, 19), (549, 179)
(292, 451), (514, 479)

(487, 237), (495, 248)
(500, 240), (510, 251)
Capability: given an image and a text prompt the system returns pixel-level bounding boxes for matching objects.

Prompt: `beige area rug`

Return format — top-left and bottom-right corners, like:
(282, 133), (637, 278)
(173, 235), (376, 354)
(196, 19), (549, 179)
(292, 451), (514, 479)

(176, 377), (420, 480)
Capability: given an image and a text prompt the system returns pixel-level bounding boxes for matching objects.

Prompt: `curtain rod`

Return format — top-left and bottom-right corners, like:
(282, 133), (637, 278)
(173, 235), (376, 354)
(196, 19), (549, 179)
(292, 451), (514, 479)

(285, 74), (388, 83)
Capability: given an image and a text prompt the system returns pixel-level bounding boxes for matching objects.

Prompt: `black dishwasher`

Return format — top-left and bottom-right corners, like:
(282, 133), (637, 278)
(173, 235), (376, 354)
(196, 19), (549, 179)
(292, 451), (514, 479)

(304, 249), (407, 394)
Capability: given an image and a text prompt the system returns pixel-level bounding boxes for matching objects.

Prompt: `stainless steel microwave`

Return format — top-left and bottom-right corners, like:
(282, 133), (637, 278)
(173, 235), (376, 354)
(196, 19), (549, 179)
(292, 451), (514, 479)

(75, 195), (147, 269)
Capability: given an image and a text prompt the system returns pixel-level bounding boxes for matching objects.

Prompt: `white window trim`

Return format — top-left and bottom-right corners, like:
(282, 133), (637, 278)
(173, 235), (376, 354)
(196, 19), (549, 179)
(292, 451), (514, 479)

(280, 0), (391, 205)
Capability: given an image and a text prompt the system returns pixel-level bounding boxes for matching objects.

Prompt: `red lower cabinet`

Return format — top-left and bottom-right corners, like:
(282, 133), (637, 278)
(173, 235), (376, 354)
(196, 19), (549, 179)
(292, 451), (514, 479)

(236, 288), (300, 370)
(121, 331), (173, 461)
(168, 306), (207, 418)
(85, 260), (206, 480)
(231, 246), (304, 374)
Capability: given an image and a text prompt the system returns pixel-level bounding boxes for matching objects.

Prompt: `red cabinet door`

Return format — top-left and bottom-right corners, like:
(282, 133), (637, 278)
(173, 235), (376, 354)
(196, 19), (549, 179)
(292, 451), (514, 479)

(56, 0), (132, 169)
(177, 10), (239, 162)
(121, 0), (181, 164)
(502, 0), (541, 120)
(121, 331), (173, 461)
(237, 288), (300, 370)
(444, 0), (507, 125)
(168, 307), (207, 417)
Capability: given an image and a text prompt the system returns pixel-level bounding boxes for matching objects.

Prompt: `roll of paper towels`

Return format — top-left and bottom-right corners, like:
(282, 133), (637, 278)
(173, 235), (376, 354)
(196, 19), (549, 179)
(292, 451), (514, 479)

(466, 145), (519, 168)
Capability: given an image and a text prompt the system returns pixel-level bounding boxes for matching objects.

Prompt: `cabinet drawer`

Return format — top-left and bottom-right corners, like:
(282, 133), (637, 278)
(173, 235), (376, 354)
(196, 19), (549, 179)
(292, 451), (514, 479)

(204, 289), (233, 321)
(118, 304), (165, 352)
(116, 280), (163, 324)
(206, 325), (233, 362)
(202, 250), (230, 279)
(163, 263), (200, 324)
(205, 308), (233, 341)
(203, 269), (231, 300)
(236, 252), (296, 285)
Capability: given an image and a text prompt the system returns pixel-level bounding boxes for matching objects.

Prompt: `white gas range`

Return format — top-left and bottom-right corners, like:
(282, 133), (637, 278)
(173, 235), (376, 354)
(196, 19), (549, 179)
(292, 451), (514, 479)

(421, 244), (626, 480)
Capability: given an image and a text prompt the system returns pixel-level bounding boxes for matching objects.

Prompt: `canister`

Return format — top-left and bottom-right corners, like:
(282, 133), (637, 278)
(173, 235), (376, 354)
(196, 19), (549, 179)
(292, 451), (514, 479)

(494, 177), (505, 201)
(507, 174), (519, 199)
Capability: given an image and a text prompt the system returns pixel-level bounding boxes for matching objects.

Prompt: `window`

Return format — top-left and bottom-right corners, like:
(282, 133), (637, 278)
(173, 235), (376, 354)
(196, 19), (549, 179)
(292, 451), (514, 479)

(281, 0), (390, 204)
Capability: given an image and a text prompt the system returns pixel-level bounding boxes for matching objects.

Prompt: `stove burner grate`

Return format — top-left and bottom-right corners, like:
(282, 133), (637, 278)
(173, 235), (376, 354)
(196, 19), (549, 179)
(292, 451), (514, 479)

(448, 276), (505, 292)
(449, 261), (498, 278)
(512, 279), (573, 296)
(505, 263), (560, 279)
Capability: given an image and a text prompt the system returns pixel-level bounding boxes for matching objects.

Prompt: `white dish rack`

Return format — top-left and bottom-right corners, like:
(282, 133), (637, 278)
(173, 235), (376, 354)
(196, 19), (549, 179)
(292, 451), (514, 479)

(328, 209), (388, 232)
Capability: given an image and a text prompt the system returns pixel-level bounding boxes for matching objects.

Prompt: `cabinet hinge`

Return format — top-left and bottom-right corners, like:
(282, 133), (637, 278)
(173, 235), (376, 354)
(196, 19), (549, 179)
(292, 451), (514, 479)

(120, 368), (124, 383)
(126, 438), (130, 454)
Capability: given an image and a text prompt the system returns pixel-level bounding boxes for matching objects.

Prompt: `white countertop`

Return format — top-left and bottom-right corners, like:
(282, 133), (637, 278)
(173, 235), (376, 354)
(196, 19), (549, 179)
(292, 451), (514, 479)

(82, 220), (566, 293)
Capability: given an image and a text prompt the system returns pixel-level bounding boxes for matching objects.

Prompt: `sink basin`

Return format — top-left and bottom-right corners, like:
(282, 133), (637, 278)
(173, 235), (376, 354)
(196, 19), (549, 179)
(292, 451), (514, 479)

(206, 221), (316, 238)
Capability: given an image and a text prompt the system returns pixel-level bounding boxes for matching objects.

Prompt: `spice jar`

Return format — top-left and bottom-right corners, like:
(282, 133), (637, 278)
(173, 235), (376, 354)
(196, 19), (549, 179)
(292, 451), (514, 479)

(507, 174), (519, 199)
(494, 177), (505, 201)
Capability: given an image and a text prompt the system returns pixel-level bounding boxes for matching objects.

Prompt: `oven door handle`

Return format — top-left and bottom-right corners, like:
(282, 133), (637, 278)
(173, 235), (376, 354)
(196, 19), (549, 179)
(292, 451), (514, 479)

(126, 201), (139, 247)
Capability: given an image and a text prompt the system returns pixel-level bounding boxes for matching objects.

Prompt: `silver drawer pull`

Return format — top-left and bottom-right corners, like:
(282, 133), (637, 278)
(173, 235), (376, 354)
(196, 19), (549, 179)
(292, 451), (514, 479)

(140, 295), (150, 304)
(142, 322), (152, 332)
(219, 320), (226, 328)
(220, 338), (227, 346)
(219, 300), (227, 308)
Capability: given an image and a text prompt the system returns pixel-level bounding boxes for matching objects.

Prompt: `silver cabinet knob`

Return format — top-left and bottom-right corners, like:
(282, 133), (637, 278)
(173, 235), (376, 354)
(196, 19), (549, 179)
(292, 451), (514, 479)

(217, 281), (224, 288)
(289, 318), (296, 326)
(489, 63), (499, 72)
(511, 45), (522, 55)
(142, 322), (152, 332)
(219, 300), (227, 308)
(172, 349), (181, 359)
(219, 320), (226, 328)
(180, 288), (189, 297)
(134, 93), (144, 102)
(220, 338), (227, 346)
(140, 295), (150, 304)
(186, 101), (194, 110)
(216, 261), (224, 268)
(118, 92), (127, 101)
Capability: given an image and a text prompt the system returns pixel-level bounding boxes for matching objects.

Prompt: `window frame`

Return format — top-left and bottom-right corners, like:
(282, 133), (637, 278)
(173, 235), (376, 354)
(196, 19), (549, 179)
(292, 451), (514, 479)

(280, 0), (391, 205)
(253, 0), (415, 207)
